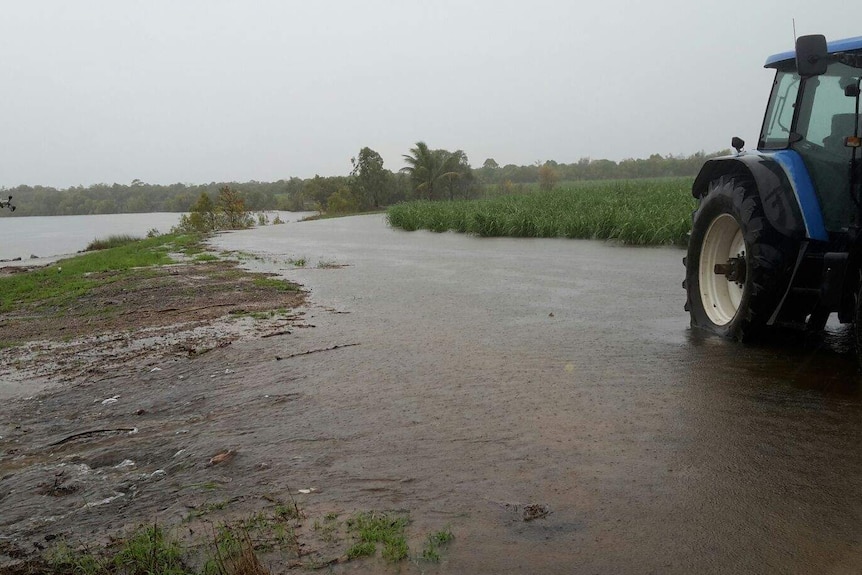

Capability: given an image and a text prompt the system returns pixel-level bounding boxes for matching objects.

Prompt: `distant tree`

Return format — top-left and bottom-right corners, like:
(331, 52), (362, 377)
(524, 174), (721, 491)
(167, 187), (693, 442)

(482, 158), (499, 169)
(440, 150), (476, 200)
(327, 186), (361, 214)
(350, 147), (389, 209)
(538, 163), (559, 191)
(401, 142), (470, 201)
(302, 175), (348, 212)
(216, 186), (253, 229)
(176, 192), (217, 232)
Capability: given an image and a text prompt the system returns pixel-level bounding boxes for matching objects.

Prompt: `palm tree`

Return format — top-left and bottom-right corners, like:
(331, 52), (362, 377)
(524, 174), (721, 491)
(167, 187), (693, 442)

(401, 142), (460, 201)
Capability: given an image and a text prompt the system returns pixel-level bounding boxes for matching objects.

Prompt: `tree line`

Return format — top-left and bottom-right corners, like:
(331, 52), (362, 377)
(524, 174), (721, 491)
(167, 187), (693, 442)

(0, 147), (727, 217)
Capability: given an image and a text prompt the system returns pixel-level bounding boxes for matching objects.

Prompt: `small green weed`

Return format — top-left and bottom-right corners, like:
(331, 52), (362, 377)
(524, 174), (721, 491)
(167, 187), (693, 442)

(346, 541), (376, 559)
(420, 528), (454, 562)
(312, 513), (340, 543)
(275, 503), (301, 520)
(287, 257), (307, 267)
(186, 499), (231, 521)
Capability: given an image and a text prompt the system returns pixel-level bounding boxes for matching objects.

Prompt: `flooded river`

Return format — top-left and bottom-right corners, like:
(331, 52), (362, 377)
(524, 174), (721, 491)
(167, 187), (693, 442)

(207, 214), (862, 573)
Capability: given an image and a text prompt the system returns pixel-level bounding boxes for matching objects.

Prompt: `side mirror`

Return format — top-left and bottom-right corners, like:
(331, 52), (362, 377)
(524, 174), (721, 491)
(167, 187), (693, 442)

(796, 34), (828, 77)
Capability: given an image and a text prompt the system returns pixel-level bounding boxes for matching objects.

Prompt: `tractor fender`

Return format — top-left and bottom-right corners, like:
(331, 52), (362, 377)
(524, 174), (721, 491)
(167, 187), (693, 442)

(692, 151), (828, 241)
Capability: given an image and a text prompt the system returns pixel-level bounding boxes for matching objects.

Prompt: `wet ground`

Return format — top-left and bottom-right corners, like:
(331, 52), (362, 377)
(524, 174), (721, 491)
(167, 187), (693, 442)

(3, 214), (862, 573)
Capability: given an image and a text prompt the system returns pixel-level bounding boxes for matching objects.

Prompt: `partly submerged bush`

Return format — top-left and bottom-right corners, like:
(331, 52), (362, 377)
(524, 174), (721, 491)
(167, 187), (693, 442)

(85, 234), (141, 251)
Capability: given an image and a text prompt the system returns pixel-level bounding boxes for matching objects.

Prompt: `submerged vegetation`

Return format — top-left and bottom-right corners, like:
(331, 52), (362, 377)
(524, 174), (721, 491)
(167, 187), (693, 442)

(387, 177), (696, 245)
(84, 234), (141, 251)
(22, 507), (453, 574)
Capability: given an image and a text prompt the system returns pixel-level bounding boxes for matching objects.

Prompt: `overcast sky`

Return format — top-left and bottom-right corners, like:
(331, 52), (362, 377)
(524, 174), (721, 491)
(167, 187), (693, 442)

(1, 1), (860, 188)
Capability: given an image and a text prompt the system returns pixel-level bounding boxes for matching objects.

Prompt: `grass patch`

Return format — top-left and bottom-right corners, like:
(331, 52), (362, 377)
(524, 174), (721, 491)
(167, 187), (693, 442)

(48, 524), (191, 575)
(346, 541), (376, 560)
(194, 253), (220, 262)
(36, 507), (452, 574)
(420, 528), (454, 562)
(345, 512), (409, 563)
(85, 234), (141, 251)
(113, 524), (190, 575)
(387, 177), (696, 245)
(252, 277), (300, 292)
(0, 233), (203, 313)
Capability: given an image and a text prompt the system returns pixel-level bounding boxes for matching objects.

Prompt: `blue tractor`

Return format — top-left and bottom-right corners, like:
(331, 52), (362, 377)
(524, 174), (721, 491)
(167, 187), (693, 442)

(685, 35), (862, 350)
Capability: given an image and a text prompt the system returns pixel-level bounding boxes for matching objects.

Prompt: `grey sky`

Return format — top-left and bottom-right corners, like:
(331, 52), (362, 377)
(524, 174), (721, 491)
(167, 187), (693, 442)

(1, 1), (859, 188)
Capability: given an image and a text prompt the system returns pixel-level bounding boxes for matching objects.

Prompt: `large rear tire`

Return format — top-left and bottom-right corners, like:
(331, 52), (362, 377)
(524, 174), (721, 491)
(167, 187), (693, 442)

(684, 176), (790, 340)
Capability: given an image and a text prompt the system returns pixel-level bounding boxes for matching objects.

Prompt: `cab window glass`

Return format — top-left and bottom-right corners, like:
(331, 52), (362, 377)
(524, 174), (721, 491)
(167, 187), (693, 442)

(760, 71), (799, 149)
(796, 63), (859, 156)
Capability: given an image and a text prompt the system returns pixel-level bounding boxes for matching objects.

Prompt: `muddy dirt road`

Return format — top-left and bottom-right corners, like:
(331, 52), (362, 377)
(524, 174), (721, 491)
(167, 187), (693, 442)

(3, 214), (862, 573)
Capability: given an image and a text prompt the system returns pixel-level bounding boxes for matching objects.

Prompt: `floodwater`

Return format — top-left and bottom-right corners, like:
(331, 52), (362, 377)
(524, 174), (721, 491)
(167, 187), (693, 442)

(0, 211), (311, 262)
(2, 213), (861, 573)
(207, 214), (862, 573)
(0, 213), (185, 261)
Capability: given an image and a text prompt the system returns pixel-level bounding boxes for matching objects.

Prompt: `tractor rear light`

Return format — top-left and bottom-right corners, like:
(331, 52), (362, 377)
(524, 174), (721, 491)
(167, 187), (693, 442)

(845, 136), (861, 148)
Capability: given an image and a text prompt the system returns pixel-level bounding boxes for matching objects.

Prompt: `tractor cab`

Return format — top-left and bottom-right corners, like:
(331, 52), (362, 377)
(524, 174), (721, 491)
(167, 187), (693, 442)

(761, 36), (862, 235)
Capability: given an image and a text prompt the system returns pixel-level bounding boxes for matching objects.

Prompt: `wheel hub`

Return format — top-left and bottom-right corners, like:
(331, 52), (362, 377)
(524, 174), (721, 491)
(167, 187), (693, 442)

(714, 254), (746, 285)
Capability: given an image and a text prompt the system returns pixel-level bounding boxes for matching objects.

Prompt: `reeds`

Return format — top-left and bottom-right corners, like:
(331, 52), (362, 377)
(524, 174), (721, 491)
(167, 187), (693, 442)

(387, 177), (695, 246)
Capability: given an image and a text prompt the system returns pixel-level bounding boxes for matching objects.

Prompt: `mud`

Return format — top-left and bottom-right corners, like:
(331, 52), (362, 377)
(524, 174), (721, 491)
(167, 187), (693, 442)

(3, 214), (862, 573)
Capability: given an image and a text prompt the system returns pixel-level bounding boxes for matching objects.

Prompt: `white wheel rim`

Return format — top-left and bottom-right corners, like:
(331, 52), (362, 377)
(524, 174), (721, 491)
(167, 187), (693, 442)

(699, 213), (746, 326)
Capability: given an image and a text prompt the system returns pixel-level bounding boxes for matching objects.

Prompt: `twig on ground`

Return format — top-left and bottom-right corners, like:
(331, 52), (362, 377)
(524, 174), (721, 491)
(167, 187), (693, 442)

(156, 303), (236, 313)
(275, 343), (359, 361)
(261, 330), (292, 338)
(48, 427), (138, 447)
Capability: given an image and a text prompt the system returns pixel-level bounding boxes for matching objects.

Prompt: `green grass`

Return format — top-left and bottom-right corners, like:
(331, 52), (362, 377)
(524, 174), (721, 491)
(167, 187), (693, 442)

(420, 528), (454, 562)
(48, 525), (191, 575)
(0, 233), (200, 313)
(387, 177), (696, 245)
(287, 257), (307, 267)
(40, 507), (451, 573)
(345, 512), (409, 563)
(252, 276), (301, 292)
(113, 525), (191, 575)
(194, 253), (220, 262)
(85, 234), (141, 251)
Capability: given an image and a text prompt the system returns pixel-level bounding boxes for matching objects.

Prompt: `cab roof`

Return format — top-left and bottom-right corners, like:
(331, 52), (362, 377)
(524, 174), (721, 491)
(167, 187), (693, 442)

(765, 36), (862, 68)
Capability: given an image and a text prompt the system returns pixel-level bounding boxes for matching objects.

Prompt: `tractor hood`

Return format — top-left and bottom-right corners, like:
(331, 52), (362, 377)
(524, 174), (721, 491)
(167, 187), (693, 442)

(765, 36), (862, 68)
